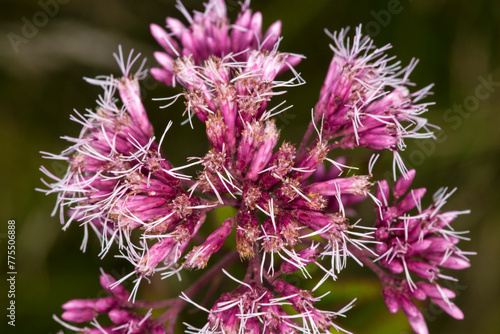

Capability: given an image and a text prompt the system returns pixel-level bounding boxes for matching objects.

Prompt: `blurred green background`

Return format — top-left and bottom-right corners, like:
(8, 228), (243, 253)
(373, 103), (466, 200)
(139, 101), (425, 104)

(1, 0), (499, 333)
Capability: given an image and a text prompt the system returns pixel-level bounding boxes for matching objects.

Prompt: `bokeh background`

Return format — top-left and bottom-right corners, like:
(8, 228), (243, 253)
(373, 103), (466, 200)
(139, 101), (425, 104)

(1, 0), (499, 333)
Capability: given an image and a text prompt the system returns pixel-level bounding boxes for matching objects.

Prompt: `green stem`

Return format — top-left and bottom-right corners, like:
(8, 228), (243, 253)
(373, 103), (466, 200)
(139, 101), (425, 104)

(157, 251), (239, 333)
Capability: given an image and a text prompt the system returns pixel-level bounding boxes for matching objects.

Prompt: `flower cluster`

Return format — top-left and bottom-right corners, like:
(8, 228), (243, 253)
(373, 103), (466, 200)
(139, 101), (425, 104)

(41, 1), (472, 333)
(372, 170), (473, 334)
(150, 0), (301, 87)
(184, 278), (355, 334)
(40, 49), (210, 291)
(311, 26), (435, 175)
(56, 270), (166, 333)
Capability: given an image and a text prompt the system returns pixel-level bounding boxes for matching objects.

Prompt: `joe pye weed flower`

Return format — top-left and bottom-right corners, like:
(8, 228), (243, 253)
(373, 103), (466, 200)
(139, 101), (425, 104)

(39, 1), (474, 333)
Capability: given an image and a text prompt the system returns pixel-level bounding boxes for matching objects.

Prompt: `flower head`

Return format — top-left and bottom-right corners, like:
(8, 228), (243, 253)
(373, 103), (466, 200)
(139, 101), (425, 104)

(183, 275), (355, 334)
(314, 26), (435, 176)
(40, 48), (214, 298)
(56, 270), (166, 334)
(373, 170), (472, 333)
(150, 0), (301, 86)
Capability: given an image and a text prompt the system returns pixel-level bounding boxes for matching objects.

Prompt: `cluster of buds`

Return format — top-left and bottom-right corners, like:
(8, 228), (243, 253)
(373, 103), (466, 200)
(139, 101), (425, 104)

(150, 0), (301, 86)
(56, 270), (166, 333)
(371, 170), (473, 334)
(41, 1), (473, 333)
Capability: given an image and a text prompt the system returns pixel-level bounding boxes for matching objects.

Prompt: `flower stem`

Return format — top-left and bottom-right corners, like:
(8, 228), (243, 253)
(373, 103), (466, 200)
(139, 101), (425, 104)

(297, 120), (317, 160)
(348, 245), (392, 285)
(158, 251), (239, 333)
(132, 299), (177, 309)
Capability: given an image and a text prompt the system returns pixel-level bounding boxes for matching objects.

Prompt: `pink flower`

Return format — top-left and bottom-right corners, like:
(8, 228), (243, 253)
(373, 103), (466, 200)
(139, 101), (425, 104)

(373, 170), (472, 333)
(57, 270), (167, 334)
(150, 0), (301, 86)
(41, 2), (473, 333)
(314, 25), (435, 175)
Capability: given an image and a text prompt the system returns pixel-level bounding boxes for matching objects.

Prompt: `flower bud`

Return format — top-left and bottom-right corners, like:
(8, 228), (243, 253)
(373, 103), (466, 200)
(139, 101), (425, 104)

(184, 218), (234, 269)
(61, 309), (95, 323)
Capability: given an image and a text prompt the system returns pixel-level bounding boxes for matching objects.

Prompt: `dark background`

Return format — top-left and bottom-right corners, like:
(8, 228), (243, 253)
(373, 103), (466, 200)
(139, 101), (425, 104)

(1, 0), (499, 333)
